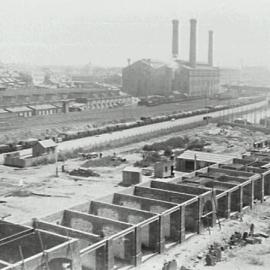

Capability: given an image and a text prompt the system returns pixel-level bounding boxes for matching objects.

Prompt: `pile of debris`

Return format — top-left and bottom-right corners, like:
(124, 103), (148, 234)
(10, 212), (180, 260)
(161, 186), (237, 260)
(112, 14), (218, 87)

(205, 243), (223, 266)
(205, 224), (269, 266)
(162, 259), (177, 270)
(69, 168), (100, 178)
(82, 154), (127, 168)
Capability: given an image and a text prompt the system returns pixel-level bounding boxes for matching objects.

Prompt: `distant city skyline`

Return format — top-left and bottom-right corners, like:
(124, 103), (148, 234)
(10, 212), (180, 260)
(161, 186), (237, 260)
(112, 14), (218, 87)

(0, 0), (269, 68)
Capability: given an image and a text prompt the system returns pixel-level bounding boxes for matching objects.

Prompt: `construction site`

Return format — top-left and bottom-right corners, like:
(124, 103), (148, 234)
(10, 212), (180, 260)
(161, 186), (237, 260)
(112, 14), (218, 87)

(1, 117), (270, 269)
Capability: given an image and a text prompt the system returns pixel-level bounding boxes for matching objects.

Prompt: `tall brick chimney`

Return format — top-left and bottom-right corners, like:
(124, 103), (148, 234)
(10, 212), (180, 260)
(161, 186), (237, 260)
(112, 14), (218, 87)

(189, 19), (197, 68)
(208, 30), (213, 66)
(172, 19), (179, 59)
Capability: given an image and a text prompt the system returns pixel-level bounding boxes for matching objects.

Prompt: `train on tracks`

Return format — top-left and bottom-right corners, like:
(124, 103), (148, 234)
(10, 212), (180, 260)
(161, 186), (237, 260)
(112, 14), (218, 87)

(0, 98), (263, 154)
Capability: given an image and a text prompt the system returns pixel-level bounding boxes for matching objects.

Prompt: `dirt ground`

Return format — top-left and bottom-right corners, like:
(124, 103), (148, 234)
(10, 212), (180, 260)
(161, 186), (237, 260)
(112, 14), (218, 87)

(1, 122), (270, 269)
(0, 98), (234, 143)
(0, 123), (268, 224)
(139, 199), (270, 270)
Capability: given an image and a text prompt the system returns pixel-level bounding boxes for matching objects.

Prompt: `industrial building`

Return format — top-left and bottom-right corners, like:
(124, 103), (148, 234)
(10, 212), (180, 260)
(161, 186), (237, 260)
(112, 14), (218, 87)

(122, 19), (220, 97)
(172, 20), (220, 96)
(2, 150), (270, 269)
(122, 59), (174, 97)
(219, 68), (241, 85)
(0, 87), (132, 118)
(5, 106), (33, 117)
(28, 104), (62, 116)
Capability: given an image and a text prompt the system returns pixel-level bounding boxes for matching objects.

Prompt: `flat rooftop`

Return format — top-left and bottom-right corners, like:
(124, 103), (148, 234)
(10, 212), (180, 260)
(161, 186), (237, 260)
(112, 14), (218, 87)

(177, 150), (235, 164)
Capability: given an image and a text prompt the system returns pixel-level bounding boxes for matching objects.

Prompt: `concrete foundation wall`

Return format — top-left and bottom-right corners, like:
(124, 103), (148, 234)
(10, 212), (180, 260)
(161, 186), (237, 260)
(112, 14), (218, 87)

(0, 221), (31, 244)
(4, 152), (270, 270)
(0, 230), (81, 270)
(33, 220), (100, 250)
(62, 210), (132, 238)
(113, 193), (177, 213)
(134, 186), (195, 204)
(150, 181), (209, 195)
(89, 201), (156, 224)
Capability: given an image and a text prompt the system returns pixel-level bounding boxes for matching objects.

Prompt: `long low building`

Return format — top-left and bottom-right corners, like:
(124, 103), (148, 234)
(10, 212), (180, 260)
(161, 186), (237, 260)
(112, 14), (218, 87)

(2, 150), (270, 270)
(0, 86), (133, 118)
(0, 95), (132, 118)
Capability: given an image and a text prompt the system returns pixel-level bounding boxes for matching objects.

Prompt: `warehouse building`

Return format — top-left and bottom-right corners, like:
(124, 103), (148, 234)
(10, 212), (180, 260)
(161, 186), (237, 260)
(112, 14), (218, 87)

(28, 104), (62, 116)
(122, 19), (220, 97)
(173, 20), (220, 96)
(122, 59), (174, 97)
(0, 87), (131, 110)
(0, 87), (132, 119)
(5, 106), (33, 117)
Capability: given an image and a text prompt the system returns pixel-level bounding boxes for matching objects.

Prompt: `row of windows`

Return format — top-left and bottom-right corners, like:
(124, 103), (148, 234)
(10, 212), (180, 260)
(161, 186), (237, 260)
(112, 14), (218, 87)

(17, 109), (61, 117)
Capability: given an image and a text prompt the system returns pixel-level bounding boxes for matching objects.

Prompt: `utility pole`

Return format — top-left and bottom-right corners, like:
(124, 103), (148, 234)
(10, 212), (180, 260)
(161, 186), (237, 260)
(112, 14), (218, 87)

(55, 145), (59, 177)
(194, 154), (197, 171)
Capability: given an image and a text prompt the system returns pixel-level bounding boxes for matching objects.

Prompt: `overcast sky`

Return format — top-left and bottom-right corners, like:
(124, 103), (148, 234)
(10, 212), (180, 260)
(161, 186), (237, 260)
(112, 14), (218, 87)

(0, 0), (269, 68)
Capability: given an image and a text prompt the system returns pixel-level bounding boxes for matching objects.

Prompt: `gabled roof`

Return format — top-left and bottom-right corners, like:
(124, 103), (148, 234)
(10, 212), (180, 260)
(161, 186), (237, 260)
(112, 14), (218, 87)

(28, 104), (57, 110)
(0, 108), (7, 114)
(127, 59), (177, 70)
(37, 139), (57, 149)
(5, 106), (32, 113)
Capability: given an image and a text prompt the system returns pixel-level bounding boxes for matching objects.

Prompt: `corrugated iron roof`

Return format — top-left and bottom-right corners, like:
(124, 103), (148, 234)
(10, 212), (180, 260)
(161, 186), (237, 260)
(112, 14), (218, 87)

(177, 150), (235, 164)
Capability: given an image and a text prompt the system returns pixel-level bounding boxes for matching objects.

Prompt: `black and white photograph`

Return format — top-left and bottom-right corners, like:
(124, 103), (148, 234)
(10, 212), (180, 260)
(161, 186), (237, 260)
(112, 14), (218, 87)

(0, 0), (270, 269)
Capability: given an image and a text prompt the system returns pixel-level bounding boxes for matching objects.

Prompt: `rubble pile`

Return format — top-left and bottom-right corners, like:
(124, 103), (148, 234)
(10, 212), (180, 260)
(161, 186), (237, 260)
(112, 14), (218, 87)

(69, 168), (100, 177)
(204, 224), (269, 267)
(162, 259), (177, 270)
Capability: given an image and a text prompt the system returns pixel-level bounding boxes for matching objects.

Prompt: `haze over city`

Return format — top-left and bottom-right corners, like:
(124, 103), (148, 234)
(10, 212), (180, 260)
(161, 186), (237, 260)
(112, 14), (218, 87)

(2, 1), (270, 270)
(0, 0), (269, 67)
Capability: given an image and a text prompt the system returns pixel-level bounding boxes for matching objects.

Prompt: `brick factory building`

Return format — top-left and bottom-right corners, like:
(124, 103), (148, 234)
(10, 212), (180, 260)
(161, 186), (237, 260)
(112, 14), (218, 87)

(173, 19), (219, 96)
(122, 19), (220, 97)
(122, 59), (174, 97)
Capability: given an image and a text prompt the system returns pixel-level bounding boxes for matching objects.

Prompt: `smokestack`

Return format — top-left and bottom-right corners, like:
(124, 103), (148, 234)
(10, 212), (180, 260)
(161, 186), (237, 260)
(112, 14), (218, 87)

(208, 30), (213, 66)
(172, 19), (179, 58)
(189, 19), (197, 68)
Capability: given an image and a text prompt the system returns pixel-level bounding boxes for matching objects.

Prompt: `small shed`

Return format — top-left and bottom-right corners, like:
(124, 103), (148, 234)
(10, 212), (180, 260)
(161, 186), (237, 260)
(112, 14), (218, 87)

(122, 166), (142, 186)
(154, 157), (174, 178)
(32, 139), (56, 157)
